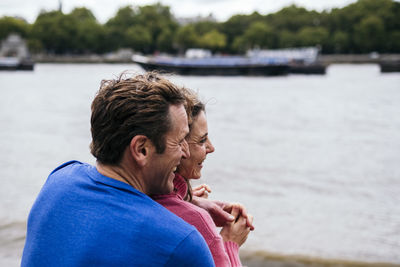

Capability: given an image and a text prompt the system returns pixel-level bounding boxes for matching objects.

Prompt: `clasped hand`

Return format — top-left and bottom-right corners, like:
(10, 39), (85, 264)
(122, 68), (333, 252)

(192, 184), (254, 246)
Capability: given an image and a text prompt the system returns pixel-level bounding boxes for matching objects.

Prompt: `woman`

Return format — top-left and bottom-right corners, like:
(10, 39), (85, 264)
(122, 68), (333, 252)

(153, 89), (252, 266)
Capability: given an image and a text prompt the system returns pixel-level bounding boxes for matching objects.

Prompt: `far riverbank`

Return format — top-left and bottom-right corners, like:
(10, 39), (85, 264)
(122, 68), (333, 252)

(31, 53), (400, 65)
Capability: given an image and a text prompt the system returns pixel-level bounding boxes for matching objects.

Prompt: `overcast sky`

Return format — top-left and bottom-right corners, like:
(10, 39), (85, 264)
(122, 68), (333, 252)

(1, 0), (360, 23)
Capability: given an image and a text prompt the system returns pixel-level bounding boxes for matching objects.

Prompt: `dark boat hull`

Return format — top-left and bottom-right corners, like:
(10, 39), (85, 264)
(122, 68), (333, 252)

(380, 60), (400, 73)
(135, 61), (289, 76)
(18, 60), (35, 71)
(0, 59), (34, 71)
(289, 63), (326, 74)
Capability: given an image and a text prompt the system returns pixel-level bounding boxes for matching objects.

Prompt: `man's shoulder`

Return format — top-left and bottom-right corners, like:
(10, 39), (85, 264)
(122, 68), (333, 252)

(24, 161), (213, 265)
(165, 228), (215, 267)
(140, 199), (199, 239)
(49, 160), (85, 175)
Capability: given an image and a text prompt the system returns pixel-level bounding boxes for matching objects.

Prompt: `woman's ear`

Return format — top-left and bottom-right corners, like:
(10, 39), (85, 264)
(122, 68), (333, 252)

(129, 135), (151, 166)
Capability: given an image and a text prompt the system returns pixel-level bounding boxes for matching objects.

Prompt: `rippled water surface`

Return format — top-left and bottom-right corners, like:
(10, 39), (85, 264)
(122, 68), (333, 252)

(0, 64), (399, 265)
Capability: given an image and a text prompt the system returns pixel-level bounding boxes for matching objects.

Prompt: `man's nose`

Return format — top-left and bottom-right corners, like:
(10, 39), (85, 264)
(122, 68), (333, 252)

(182, 139), (190, 159)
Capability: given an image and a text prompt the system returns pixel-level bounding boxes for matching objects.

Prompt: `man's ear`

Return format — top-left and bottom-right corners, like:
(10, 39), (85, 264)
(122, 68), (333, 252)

(129, 135), (151, 166)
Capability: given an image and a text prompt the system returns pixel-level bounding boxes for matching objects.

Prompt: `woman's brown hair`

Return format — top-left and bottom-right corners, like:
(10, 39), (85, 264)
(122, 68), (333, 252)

(180, 88), (206, 202)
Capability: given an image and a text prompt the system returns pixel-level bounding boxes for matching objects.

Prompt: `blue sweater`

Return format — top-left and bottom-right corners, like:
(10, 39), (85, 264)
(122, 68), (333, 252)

(22, 161), (214, 266)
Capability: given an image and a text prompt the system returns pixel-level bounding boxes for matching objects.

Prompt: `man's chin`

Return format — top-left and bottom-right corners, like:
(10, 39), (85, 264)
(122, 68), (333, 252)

(149, 175), (175, 195)
(148, 183), (174, 196)
(159, 182), (175, 195)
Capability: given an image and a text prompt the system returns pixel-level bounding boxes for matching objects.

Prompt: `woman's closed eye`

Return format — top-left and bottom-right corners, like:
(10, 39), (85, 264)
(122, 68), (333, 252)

(199, 137), (207, 144)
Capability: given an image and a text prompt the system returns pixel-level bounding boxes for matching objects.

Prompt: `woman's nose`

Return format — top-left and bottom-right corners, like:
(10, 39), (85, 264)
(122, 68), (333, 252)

(206, 139), (215, 154)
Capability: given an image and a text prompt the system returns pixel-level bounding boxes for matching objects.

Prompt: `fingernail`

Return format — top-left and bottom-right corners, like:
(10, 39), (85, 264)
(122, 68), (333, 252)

(229, 215), (235, 220)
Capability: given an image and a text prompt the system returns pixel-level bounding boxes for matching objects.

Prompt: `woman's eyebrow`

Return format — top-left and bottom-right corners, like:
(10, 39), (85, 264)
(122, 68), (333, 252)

(200, 133), (208, 139)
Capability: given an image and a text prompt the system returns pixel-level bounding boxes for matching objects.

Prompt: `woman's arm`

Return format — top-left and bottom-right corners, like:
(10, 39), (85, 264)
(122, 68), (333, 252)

(220, 205), (253, 246)
(218, 205), (254, 266)
(192, 196), (255, 230)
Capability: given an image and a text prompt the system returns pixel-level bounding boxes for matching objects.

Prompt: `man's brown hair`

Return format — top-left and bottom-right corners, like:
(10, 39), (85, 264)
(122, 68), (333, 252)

(90, 72), (187, 165)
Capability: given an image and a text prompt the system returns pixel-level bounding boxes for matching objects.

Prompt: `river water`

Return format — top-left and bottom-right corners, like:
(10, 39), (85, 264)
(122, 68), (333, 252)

(0, 64), (399, 266)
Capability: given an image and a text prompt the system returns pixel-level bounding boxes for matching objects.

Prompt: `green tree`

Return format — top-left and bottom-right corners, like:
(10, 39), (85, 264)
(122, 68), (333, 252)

(174, 24), (199, 52)
(126, 26), (152, 52)
(136, 3), (178, 52)
(27, 39), (43, 54)
(332, 30), (349, 53)
(278, 30), (298, 48)
(31, 11), (78, 54)
(387, 30), (400, 52)
(105, 4), (178, 53)
(268, 5), (321, 32)
(69, 7), (105, 53)
(354, 15), (385, 52)
(192, 21), (220, 35)
(4, 0), (398, 55)
(199, 29), (226, 52)
(69, 7), (96, 21)
(236, 21), (276, 51)
(157, 28), (175, 53)
(104, 6), (137, 51)
(297, 26), (329, 49)
(0, 16), (30, 40)
(230, 36), (243, 53)
(221, 12), (263, 52)
(327, 0), (399, 53)
(105, 6), (138, 30)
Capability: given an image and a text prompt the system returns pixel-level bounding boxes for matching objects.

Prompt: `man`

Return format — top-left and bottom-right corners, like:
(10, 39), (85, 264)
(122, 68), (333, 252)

(21, 72), (214, 266)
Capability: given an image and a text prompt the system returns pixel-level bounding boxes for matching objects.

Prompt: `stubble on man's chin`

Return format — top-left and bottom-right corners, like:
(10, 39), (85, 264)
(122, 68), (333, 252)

(148, 183), (174, 196)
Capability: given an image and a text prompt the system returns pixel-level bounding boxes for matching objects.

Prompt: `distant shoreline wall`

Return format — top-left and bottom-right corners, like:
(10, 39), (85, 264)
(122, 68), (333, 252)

(32, 54), (131, 64)
(319, 54), (400, 64)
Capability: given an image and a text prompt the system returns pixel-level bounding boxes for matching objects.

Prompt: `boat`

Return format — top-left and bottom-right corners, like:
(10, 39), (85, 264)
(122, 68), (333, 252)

(0, 57), (34, 70)
(247, 47), (327, 74)
(379, 60), (400, 73)
(133, 47), (326, 76)
(0, 34), (34, 71)
(132, 53), (290, 76)
(288, 62), (326, 74)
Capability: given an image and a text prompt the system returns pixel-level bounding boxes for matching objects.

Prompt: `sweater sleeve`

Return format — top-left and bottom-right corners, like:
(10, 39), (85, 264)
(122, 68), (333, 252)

(165, 230), (215, 267)
(224, 241), (241, 267)
(208, 237), (242, 267)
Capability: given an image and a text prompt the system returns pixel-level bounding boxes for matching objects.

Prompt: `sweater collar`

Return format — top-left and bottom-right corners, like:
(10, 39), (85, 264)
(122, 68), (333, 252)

(173, 173), (188, 199)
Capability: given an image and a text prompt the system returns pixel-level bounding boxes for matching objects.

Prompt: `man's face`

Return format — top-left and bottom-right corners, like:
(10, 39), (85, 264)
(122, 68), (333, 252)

(146, 104), (190, 195)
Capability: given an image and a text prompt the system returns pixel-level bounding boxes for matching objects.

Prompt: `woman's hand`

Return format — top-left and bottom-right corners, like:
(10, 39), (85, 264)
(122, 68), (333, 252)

(191, 197), (236, 226)
(191, 197), (255, 230)
(220, 204), (254, 246)
(192, 184), (212, 198)
(221, 202), (255, 230)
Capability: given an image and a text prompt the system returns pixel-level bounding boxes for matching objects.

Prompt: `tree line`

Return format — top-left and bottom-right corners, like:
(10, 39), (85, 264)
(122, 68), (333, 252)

(0, 0), (399, 55)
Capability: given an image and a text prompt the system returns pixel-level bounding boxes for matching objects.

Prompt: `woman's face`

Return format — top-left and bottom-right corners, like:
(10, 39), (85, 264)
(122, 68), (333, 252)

(177, 110), (215, 179)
